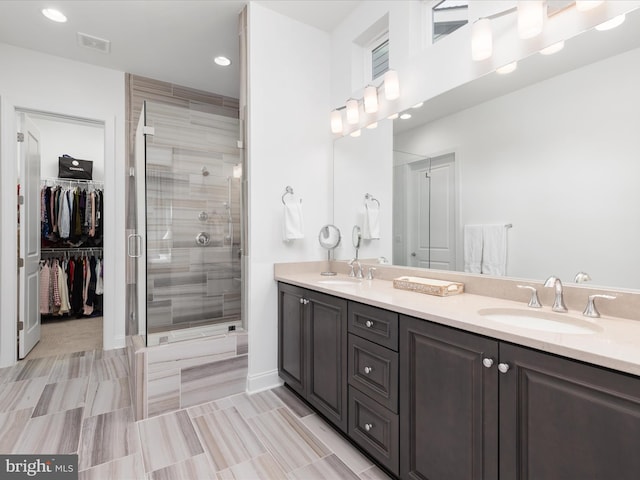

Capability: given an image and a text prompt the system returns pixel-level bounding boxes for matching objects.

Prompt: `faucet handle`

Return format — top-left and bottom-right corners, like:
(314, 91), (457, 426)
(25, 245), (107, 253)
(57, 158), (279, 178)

(517, 285), (542, 308)
(583, 294), (616, 318)
(366, 267), (377, 280)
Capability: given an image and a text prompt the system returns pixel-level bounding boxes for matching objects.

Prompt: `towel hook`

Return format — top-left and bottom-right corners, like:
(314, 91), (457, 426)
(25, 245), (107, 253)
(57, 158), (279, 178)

(282, 186), (295, 205)
(364, 193), (380, 207)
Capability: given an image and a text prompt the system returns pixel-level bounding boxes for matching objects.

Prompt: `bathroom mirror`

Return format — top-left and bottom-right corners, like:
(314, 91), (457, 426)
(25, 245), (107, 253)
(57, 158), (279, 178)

(333, 7), (640, 291)
(319, 224), (341, 276)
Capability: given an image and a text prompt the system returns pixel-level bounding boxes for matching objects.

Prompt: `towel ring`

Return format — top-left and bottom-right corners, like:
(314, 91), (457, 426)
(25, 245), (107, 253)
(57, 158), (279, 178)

(364, 193), (380, 207)
(282, 186), (294, 205)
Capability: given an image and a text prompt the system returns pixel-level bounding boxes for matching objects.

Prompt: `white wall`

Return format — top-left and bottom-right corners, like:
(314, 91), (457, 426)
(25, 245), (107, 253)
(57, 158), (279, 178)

(0, 43), (126, 366)
(246, 3), (333, 391)
(394, 46), (640, 289)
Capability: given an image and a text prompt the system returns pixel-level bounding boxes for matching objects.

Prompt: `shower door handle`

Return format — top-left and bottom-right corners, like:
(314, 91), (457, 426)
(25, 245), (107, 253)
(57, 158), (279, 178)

(128, 234), (142, 258)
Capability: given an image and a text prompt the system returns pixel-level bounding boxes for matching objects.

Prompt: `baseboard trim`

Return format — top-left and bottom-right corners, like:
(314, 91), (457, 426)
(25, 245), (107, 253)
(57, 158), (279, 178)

(246, 369), (283, 394)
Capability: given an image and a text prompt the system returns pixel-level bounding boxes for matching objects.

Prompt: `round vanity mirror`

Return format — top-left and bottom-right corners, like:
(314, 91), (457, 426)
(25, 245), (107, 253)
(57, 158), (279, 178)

(352, 225), (362, 259)
(318, 224), (341, 276)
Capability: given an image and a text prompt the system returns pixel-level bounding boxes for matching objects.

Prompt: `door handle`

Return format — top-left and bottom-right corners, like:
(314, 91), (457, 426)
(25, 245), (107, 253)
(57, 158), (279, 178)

(127, 234), (142, 258)
(411, 252), (417, 257)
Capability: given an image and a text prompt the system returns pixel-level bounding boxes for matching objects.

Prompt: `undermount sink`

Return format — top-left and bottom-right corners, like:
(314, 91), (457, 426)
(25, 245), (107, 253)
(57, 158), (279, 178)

(316, 277), (363, 286)
(478, 307), (603, 335)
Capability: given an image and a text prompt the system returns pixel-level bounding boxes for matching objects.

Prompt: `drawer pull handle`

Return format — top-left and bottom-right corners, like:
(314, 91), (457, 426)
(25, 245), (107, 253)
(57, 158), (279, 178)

(482, 358), (494, 368)
(365, 320), (374, 328)
(364, 366), (373, 374)
(498, 363), (510, 374)
(364, 423), (373, 432)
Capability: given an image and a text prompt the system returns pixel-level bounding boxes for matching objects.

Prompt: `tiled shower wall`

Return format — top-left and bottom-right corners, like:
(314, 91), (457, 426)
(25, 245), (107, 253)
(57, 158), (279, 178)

(144, 102), (241, 335)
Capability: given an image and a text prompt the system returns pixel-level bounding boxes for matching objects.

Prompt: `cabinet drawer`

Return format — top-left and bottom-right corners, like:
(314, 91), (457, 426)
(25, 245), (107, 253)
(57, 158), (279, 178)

(348, 334), (398, 412)
(348, 302), (398, 350)
(349, 386), (399, 476)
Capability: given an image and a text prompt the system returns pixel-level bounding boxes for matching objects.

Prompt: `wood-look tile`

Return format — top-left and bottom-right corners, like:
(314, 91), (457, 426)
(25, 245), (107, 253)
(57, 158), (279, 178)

(0, 377), (48, 413)
(13, 407), (83, 454)
(230, 391), (284, 420)
(236, 333), (248, 355)
(138, 410), (204, 473)
(358, 465), (394, 480)
(78, 453), (146, 480)
(148, 453), (216, 480)
(192, 406), (266, 471)
(289, 454), (361, 480)
(90, 355), (129, 383)
(215, 453), (287, 480)
(247, 407), (330, 473)
(271, 386), (314, 418)
(147, 369), (180, 417)
(48, 350), (95, 382)
(147, 335), (237, 374)
(181, 355), (247, 408)
(5, 356), (56, 383)
(85, 377), (132, 418)
(0, 408), (33, 452)
(32, 377), (89, 417)
(187, 400), (221, 419)
(301, 413), (373, 474)
(94, 347), (127, 360)
(79, 407), (140, 471)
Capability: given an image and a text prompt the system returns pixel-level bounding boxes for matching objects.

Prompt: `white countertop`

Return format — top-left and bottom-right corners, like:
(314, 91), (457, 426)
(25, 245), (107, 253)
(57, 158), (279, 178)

(275, 271), (640, 377)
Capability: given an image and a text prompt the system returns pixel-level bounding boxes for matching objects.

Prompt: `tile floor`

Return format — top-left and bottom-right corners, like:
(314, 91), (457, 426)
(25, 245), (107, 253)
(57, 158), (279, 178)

(0, 347), (393, 479)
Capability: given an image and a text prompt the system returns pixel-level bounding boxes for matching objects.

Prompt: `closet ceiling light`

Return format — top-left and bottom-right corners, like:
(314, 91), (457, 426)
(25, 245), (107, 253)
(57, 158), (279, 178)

(471, 18), (492, 61)
(595, 14), (625, 31)
(364, 85), (378, 113)
(496, 61), (518, 74)
(400, 113), (412, 120)
(350, 129), (361, 137)
(42, 8), (67, 23)
(330, 109), (343, 134)
(214, 56), (231, 66)
(575, 1), (604, 12)
(540, 41), (565, 55)
(517, 0), (545, 39)
(346, 99), (359, 125)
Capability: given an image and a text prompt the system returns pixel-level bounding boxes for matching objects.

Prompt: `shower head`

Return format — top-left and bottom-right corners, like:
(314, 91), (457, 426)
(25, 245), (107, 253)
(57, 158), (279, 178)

(201, 166), (210, 177)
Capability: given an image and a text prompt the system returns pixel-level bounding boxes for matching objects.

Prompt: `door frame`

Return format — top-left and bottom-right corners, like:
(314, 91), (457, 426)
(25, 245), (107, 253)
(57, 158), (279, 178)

(0, 97), (122, 367)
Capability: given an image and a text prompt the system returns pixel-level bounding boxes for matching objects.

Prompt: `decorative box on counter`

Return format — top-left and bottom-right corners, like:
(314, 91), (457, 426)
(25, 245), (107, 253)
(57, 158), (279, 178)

(393, 276), (464, 297)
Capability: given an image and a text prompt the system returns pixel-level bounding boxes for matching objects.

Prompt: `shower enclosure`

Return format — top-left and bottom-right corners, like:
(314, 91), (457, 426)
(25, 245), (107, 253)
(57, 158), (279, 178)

(133, 101), (243, 346)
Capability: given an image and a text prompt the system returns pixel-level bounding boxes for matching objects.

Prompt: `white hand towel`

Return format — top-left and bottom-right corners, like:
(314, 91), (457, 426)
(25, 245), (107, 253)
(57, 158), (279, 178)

(283, 200), (304, 241)
(363, 202), (380, 240)
(463, 225), (483, 273)
(482, 224), (507, 276)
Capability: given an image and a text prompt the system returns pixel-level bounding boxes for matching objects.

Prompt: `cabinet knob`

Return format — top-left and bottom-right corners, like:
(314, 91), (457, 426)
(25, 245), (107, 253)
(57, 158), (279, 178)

(365, 320), (374, 328)
(299, 298), (304, 304)
(364, 423), (373, 432)
(364, 366), (372, 374)
(482, 358), (494, 368)
(299, 298), (309, 305)
(498, 363), (510, 374)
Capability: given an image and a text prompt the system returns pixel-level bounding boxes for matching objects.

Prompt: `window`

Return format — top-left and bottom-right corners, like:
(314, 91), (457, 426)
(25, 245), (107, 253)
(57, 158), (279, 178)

(371, 36), (390, 80)
(432, 0), (468, 43)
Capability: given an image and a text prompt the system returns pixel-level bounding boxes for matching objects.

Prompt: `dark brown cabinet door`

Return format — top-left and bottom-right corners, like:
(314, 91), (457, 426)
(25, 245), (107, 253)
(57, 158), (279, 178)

(499, 343), (640, 480)
(306, 290), (348, 432)
(277, 283), (305, 395)
(400, 315), (499, 480)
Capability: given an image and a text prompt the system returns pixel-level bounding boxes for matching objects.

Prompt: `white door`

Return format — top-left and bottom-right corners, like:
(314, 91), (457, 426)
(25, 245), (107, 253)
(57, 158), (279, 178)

(407, 154), (456, 270)
(18, 114), (42, 358)
(132, 103), (148, 337)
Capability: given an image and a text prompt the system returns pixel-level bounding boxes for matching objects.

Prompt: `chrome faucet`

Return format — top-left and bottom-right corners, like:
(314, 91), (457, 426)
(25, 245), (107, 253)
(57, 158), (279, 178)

(544, 276), (567, 312)
(348, 259), (363, 279)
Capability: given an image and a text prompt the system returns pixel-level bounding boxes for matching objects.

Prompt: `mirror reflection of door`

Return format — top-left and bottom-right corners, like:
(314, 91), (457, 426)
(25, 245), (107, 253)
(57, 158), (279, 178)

(400, 153), (456, 270)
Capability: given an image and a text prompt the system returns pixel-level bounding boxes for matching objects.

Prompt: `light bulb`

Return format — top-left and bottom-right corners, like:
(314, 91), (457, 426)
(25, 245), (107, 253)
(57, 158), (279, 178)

(383, 70), (400, 100)
(540, 41), (565, 55)
(364, 85), (378, 113)
(575, 1), (604, 12)
(346, 99), (359, 125)
(518, 1), (545, 39)
(330, 109), (343, 134)
(595, 14), (626, 31)
(471, 18), (492, 61)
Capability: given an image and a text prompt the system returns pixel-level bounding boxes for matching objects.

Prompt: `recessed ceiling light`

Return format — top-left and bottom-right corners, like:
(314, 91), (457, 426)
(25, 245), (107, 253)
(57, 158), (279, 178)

(400, 113), (412, 120)
(411, 102), (424, 109)
(387, 113), (399, 120)
(42, 8), (67, 23)
(350, 129), (361, 137)
(496, 61), (518, 75)
(595, 14), (625, 31)
(366, 122), (378, 129)
(214, 56), (232, 66)
(540, 41), (565, 55)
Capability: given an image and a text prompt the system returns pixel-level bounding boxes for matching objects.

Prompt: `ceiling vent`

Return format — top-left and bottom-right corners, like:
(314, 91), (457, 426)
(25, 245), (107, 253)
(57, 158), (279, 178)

(76, 32), (111, 54)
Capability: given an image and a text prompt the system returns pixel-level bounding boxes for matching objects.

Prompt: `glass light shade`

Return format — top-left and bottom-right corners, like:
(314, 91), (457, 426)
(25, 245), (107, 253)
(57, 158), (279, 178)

(496, 61), (518, 75)
(346, 99), (359, 125)
(366, 122), (378, 129)
(330, 109), (343, 134)
(383, 70), (400, 100)
(350, 129), (361, 138)
(576, 1), (604, 12)
(471, 18), (492, 61)
(540, 41), (565, 55)
(364, 85), (378, 113)
(518, 1), (545, 39)
(595, 14), (626, 31)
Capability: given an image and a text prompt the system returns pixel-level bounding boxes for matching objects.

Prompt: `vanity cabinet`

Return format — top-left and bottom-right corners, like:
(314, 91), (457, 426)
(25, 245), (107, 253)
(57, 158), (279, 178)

(277, 283), (348, 432)
(400, 314), (640, 480)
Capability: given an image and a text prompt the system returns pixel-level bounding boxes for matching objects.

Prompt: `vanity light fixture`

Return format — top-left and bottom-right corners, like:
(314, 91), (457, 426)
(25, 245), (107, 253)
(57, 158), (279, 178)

(540, 40), (565, 55)
(387, 113), (399, 120)
(383, 70), (400, 100)
(575, 1), (604, 12)
(496, 61), (518, 74)
(517, 1), (545, 39)
(595, 13), (626, 31)
(366, 122), (378, 129)
(471, 18), (493, 61)
(350, 129), (362, 138)
(214, 56), (232, 66)
(42, 8), (67, 23)
(400, 113), (412, 120)
(330, 109), (344, 134)
(346, 98), (360, 125)
(412, 102), (424, 109)
(363, 85), (379, 113)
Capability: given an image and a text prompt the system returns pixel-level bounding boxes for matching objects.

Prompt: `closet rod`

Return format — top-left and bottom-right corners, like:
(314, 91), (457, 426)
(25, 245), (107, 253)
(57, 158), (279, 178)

(42, 177), (104, 186)
(41, 247), (103, 253)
